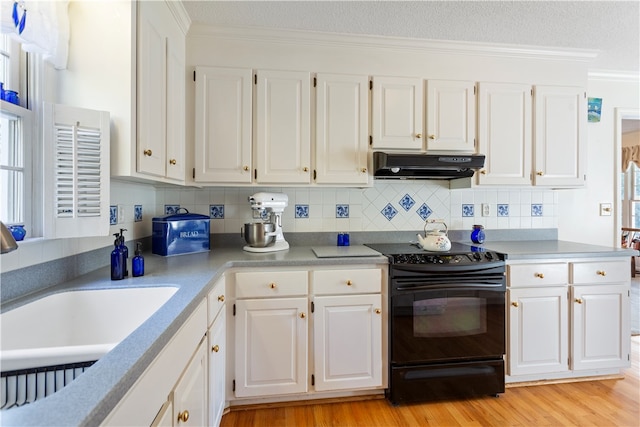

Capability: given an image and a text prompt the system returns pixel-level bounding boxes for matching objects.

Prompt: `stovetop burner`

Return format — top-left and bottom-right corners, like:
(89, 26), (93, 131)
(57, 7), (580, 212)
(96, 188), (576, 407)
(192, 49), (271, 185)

(365, 242), (504, 265)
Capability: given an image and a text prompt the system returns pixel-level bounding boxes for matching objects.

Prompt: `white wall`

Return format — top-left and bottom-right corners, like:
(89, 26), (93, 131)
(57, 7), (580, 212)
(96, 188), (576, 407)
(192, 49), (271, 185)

(558, 74), (640, 247)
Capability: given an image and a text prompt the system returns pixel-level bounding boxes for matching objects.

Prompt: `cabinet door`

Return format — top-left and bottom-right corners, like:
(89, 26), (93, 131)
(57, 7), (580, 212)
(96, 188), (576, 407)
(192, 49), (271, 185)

(571, 284), (630, 371)
(371, 76), (423, 150)
(315, 73), (369, 185)
(426, 80), (476, 152)
(150, 399), (173, 427)
(208, 306), (226, 427)
(174, 340), (208, 427)
(313, 294), (382, 391)
(507, 287), (568, 376)
(477, 82), (532, 185)
(164, 32), (185, 182)
(194, 67), (253, 183)
(235, 298), (308, 397)
(533, 86), (586, 187)
(137, 1), (167, 177)
(256, 70), (311, 184)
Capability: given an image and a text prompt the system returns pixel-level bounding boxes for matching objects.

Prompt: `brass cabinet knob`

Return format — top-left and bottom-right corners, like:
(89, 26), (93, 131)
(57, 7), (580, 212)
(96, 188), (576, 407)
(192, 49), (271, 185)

(428, 135), (436, 140)
(575, 298), (583, 304)
(300, 312), (306, 319)
(480, 170), (487, 175)
(375, 308), (381, 314)
(169, 159), (177, 165)
(143, 149), (152, 156)
(218, 295), (225, 302)
(212, 344), (220, 353)
(415, 133), (422, 139)
(596, 270), (606, 276)
(346, 280), (352, 286)
(512, 302), (519, 307)
(303, 167), (309, 172)
(536, 171), (544, 176)
(534, 272), (545, 279)
(178, 410), (189, 423)
(361, 167), (367, 173)
(243, 165), (249, 171)
(270, 282), (276, 289)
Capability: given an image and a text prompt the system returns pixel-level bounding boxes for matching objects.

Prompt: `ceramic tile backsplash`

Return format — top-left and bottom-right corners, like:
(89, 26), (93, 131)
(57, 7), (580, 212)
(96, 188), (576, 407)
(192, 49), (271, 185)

(156, 182), (558, 234)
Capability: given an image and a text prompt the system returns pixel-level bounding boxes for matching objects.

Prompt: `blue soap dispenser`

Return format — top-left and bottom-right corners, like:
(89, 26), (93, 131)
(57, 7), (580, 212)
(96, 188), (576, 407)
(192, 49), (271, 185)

(111, 233), (124, 280)
(132, 242), (145, 277)
(119, 228), (129, 277)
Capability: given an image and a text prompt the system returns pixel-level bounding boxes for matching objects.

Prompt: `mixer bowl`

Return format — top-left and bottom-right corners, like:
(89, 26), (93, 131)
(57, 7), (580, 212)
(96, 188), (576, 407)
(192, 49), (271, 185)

(243, 223), (276, 247)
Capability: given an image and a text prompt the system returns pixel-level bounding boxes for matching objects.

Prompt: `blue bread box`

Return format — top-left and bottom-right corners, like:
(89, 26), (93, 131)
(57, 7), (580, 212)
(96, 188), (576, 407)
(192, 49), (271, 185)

(152, 210), (210, 256)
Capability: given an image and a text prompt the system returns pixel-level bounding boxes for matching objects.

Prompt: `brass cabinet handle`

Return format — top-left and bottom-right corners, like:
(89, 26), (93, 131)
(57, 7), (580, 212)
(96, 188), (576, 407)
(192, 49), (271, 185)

(243, 165), (249, 171)
(415, 133), (422, 139)
(218, 295), (225, 302)
(303, 167), (309, 172)
(169, 159), (177, 165)
(270, 282), (277, 289)
(178, 410), (189, 423)
(536, 171), (544, 176)
(480, 170), (487, 175)
(534, 272), (545, 279)
(346, 280), (352, 286)
(575, 298), (583, 304)
(596, 270), (606, 276)
(212, 344), (220, 353)
(143, 149), (153, 156)
(428, 135), (436, 139)
(300, 312), (306, 319)
(375, 308), (381, 314)
(512, 302), (519, 307)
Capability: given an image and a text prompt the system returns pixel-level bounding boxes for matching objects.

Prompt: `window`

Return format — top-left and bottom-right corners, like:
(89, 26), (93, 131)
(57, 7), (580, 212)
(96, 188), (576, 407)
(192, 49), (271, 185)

(622, 162), (640, 229)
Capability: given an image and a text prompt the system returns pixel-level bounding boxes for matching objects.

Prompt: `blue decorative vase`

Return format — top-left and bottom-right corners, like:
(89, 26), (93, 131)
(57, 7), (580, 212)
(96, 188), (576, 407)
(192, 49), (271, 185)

(471, 225), (485, 244)
(9, 224), (26, 241)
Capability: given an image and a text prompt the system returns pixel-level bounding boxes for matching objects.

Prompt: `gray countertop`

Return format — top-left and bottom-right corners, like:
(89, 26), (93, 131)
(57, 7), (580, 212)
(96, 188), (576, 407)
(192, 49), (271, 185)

(1, 240), (634, 426)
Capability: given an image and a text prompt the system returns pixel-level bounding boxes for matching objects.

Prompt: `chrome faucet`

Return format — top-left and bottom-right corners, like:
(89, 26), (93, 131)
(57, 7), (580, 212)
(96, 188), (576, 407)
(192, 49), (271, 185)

(1, 221), (18, 254)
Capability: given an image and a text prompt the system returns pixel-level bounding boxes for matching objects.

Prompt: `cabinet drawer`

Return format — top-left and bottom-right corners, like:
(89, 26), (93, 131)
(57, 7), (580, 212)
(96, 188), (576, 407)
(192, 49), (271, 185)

(312, 269), (381, 295)
(570, 260), (628, 284)
(207, 276), (226, 326)
(236, 270), (308, 298)
(508, 263), (568, 287)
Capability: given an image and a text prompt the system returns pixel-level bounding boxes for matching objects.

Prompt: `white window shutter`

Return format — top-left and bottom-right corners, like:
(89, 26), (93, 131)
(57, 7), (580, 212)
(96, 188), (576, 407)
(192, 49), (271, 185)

(43, 103), (110, 238)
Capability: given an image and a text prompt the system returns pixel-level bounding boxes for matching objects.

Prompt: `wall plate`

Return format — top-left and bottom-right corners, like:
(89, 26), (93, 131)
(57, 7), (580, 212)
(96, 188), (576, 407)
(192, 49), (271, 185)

(599, 203), (612, 216)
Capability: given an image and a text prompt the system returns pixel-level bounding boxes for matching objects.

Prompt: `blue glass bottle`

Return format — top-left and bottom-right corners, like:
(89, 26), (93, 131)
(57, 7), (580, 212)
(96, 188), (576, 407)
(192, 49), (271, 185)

(9, 224), (26, 241)
(471, 225), (485, 244)
(119, 228), (129, 277)
(132, 242), (145, 277)
(111, 235), (124, 280)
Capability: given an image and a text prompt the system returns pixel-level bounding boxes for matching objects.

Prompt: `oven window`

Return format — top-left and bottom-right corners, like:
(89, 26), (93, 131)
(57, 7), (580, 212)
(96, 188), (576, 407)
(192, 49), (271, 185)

(413, 297), (487, 337)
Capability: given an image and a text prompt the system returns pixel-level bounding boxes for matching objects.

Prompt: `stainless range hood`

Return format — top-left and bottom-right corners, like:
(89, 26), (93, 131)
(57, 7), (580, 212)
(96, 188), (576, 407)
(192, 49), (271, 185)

(373, 152), (485, 180)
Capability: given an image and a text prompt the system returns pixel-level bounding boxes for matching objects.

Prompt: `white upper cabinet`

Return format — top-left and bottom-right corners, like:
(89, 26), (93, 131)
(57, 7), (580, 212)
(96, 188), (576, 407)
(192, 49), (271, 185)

(315, 73), (369, 185)
(371, 76), (423, 150)
(194, 66), (253, 183)
(137, 0), (185, 182)
(425, 80), (476, 152)
(533, 86), (586, 187)
(477, 82), (532, 185)
(255, 69), (312, 184)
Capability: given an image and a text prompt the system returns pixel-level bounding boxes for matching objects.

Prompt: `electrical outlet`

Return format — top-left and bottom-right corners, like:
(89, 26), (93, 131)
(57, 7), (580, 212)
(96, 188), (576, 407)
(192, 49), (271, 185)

(117, 205), (125, 223)
(482, 203), (490, 217)
(599, 203), (612, 216)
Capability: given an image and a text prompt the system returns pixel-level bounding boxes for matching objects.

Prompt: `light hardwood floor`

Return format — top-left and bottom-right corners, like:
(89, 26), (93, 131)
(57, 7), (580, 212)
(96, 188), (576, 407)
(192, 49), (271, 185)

(221, 336), (639, 427)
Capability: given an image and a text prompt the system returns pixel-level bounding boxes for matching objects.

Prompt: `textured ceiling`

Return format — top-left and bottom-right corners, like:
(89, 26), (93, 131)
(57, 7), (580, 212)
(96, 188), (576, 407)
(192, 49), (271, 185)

(182, 0), (640, 73)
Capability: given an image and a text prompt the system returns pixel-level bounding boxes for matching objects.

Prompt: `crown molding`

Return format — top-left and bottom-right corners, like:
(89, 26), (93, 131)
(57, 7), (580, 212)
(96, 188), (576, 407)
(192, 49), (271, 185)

(188, 23), (599, 64)
(588, 69), (640, 83)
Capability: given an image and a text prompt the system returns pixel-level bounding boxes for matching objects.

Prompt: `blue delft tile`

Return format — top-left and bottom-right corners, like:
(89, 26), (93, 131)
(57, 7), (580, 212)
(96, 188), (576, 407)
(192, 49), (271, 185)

(134, 205), (143, 222)
(381, 203), (398, 221)
(336, 204), (349, 218)
(416, 203), (433, 221)
(209, 204), (224, 219)
(497, 204), (509, 217)
(531, 204), (543, 217)
(399, 194), (415, 211)
(295, 205), (309, 218)
(462, 204), (475, 217)
(165, 204), (180, 215)
(109, 206), (117, 225)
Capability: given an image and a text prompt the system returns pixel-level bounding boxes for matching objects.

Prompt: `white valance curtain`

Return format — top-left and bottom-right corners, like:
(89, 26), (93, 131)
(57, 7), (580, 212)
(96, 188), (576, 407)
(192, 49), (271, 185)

(0, 0), (69, 69)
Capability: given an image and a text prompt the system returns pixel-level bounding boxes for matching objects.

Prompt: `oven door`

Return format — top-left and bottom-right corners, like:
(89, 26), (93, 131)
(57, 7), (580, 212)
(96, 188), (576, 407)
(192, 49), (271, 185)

(391, 283), (505, 364)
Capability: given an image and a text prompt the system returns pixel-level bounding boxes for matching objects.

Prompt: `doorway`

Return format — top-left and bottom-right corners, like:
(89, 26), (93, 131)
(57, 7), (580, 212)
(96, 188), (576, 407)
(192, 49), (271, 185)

(615, 109), (640, 244)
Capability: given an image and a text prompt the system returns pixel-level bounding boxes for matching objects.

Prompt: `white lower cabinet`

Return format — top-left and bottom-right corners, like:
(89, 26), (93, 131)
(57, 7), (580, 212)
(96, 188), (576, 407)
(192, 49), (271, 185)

(208, 305), (226, 427)
(506, 258), (631, 383)
(173, 341), (208, 427)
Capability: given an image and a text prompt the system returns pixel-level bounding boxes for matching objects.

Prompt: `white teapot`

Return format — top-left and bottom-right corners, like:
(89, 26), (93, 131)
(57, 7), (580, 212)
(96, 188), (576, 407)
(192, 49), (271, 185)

(416, 219), (452, 252)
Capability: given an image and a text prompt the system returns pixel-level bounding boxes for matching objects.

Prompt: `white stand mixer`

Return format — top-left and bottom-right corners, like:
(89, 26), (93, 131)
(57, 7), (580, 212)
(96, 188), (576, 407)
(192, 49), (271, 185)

(243, 192), (290, 253)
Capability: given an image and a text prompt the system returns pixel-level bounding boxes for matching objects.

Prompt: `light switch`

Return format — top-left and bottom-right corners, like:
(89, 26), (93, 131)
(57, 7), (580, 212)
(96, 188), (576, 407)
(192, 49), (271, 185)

(599, 203), (612, 216)
(482, 203), (490, 217)
(117, 205), (125, 223)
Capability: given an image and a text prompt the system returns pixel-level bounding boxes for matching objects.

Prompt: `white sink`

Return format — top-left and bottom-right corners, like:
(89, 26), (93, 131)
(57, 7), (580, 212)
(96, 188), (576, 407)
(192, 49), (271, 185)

(0, 286), (178, 372)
